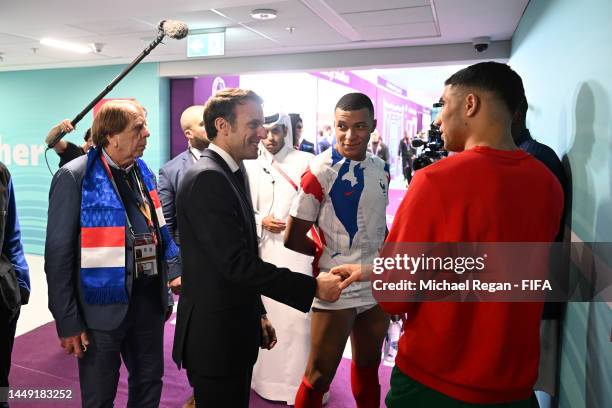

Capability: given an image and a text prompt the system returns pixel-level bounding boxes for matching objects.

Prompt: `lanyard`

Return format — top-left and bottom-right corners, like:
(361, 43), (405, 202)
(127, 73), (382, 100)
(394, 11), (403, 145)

(271, 159), (298, 190)
(99, 154), (158, 245)
(268, 159), (323, 254)
(132, 169), (153, 223)
(132, 168), (159, 246)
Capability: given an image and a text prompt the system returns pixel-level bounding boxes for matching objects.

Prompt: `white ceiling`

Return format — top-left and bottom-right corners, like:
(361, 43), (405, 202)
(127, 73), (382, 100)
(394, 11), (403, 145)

(0, 0), (529, 72)
(354, 64), (470, 106)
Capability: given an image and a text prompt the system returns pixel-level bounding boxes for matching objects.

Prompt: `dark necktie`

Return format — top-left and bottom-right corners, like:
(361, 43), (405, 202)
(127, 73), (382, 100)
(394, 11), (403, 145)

(116, 167), (144, 208)
(233, 168), (246, 191)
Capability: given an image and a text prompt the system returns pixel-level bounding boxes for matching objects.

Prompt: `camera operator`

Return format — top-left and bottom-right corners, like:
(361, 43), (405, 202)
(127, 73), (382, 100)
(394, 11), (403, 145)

(45, 119), (93, 167)
(411, 113), (448, 172)
(397, 131), (415, 183)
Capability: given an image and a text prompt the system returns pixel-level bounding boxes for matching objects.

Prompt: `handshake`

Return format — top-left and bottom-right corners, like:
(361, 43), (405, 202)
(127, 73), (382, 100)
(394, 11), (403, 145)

(314, 264), (372, 302)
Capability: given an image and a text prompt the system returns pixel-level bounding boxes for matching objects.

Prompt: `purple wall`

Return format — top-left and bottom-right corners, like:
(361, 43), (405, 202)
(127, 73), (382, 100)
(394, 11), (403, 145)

(169, 75), (239, 158)
(312, 71), (429, 144)
(377, 77), (408, 98)
(194, 76), (240, 106)
(311, 71), (378, 103)
(170, 79), (195, 158)
(311, 71), (430, 179)
(376, 90), (408, 158)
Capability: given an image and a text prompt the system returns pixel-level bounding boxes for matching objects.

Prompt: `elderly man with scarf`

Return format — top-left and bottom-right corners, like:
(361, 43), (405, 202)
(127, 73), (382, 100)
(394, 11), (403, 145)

(45, 100), (180, 408)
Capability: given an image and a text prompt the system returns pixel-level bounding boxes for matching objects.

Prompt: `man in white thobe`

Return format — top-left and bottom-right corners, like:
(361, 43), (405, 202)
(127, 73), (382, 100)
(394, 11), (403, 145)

(245, 113), (314, 405)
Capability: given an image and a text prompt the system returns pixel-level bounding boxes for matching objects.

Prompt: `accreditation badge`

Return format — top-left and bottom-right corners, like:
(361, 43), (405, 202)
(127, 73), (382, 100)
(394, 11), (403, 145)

(133, 233), (158, 278)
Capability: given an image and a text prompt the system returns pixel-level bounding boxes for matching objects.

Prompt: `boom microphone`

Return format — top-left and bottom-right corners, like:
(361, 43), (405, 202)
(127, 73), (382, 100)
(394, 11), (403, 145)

(160, 20), (189, 39)
(47, 19), (189, 149)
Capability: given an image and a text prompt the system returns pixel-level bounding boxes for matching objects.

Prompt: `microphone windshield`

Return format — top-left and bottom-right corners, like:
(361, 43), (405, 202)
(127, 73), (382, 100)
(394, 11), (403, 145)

(160, 20), (189, 39)
(411, 139), (425, 148)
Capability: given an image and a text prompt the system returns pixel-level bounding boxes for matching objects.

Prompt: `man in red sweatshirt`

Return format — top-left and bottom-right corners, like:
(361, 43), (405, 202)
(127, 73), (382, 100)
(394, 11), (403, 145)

(332, 62), (563, 407)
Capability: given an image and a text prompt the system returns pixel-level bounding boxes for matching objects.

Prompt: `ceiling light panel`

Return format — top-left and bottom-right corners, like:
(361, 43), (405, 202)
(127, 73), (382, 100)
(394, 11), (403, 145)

(327, 0), (429, 14)
(358, 21), (438, 41)
(40, 38), (92, 53)
(14, 25), (95, 40)
(342, 6), (433, 28)
(246, 17), (348, 45)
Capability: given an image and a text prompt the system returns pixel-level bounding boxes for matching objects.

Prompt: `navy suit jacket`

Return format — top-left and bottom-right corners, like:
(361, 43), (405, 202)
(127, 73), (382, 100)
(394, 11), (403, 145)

(159, 150), (193, 244)
(45, 155), (172, 337)
(517, 129), (568, 320)
(298, 139), (316, 155)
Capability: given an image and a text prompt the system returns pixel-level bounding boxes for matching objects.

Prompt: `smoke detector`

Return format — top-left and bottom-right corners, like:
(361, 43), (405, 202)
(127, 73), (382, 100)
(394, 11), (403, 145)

(250, 9), (277, 20)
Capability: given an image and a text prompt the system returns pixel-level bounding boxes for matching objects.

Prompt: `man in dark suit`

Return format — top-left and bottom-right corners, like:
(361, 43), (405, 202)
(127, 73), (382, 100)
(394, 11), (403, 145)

(159, 105), (209, 244)
(172, 88), (343, 407)
(368, 130), (390, 164)
(45, 100), (180, 407)
(317, 124), (333, 153)
(397, 131), (415, 183)
(159, 105), (209, 302)
(299, 138), (316, 154)
(289, 113), (316, 154)
(512, 96), (568, 408)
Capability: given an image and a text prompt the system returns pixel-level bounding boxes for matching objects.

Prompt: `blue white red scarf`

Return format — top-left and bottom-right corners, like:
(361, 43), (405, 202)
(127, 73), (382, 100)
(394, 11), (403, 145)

(80, 147), (179, 305)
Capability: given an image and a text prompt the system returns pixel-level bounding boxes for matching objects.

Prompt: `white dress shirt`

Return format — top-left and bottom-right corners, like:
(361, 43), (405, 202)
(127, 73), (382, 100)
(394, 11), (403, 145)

(208, 143), (239, 172)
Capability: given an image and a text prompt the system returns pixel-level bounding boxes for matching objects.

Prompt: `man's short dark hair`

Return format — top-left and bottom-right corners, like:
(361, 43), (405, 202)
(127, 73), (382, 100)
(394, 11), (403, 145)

(444, 62), (525, 116)
(511, 95), (529, 139)
(289, 113), (302, 132)
(203, 88), (263, 140)
(335, 92), (375, 119)
(516, 95), (528, 122)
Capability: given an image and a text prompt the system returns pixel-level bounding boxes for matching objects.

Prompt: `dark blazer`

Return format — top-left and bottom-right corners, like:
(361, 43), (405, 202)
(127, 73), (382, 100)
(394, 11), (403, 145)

(517, 129), (568, 320)
(45, 155), (171, 337)
(369, 142), (390, 164)
(159, 150), (193, 244)
(298, 139), (316, 155)
(172, 149), (316, 376)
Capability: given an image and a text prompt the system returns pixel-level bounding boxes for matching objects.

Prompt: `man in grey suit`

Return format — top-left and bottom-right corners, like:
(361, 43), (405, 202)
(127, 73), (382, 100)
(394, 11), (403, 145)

(45, 100), (180, 408)
(159, 105), (209, 245)
(159, 105), (209, 303)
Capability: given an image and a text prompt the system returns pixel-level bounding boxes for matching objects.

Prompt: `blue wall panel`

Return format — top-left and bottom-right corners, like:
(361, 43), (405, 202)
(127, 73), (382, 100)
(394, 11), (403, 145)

(511, 0), (612, 406)
(0, 62), (169, 255)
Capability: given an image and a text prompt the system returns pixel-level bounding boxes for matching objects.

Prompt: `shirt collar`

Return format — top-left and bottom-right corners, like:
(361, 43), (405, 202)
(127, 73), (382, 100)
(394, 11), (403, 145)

(102, 148), (134, 172)
(515, 128), (533, 146)
(188, 145), (206, 162)
(260, 143), (290, 163)
(208, 143), (240, 172)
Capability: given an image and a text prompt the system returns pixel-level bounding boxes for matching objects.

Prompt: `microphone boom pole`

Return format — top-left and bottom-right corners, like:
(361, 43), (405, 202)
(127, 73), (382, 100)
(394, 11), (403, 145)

(47, 20), (188, 148)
